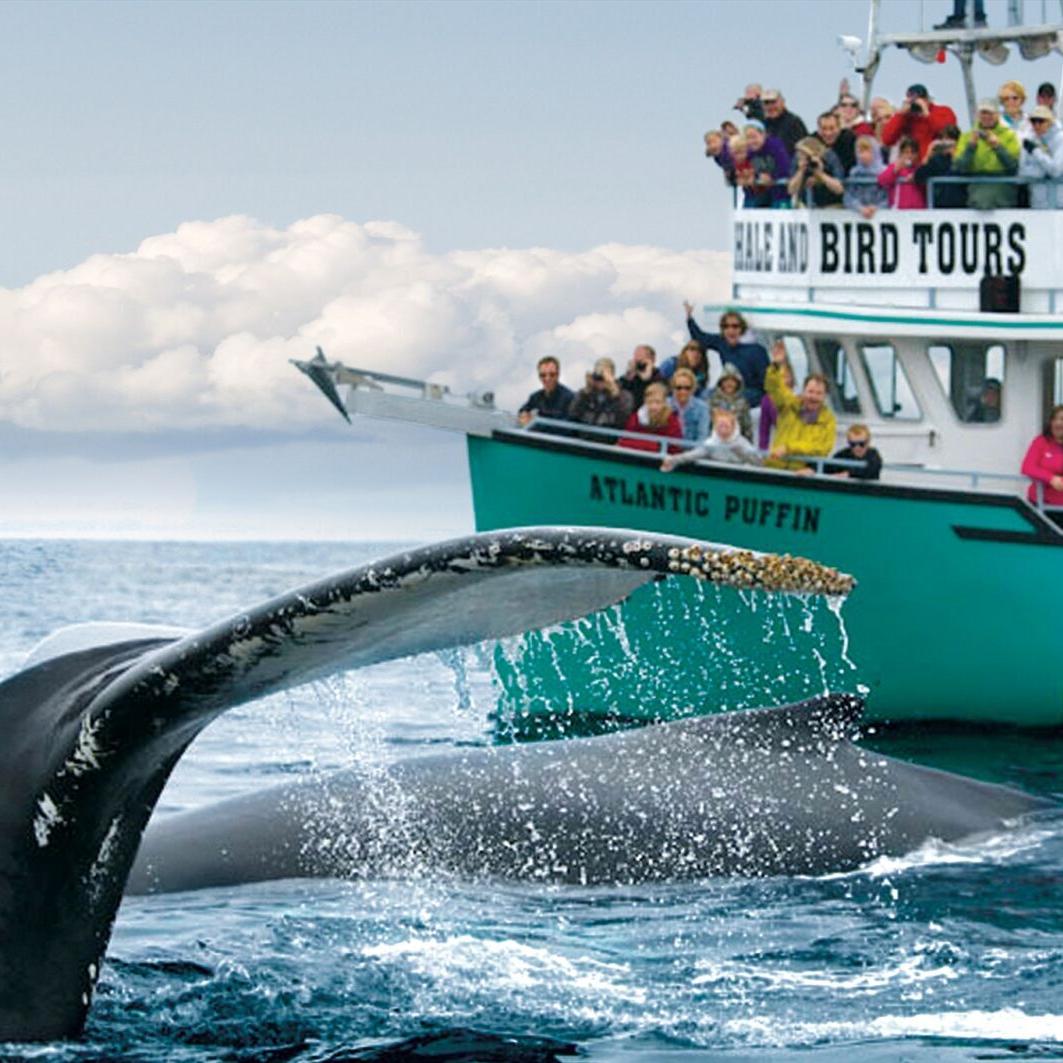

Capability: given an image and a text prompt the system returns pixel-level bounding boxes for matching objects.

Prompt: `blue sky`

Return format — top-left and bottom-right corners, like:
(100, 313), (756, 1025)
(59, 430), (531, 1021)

(1, 0), (1059, 539)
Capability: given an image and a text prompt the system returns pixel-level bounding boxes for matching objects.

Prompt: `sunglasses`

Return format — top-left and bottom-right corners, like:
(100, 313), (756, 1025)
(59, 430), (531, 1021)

(539, 370), (558, 378)
(722, 323), (743, 330)
(673, 385), (693, 392)
(839, 100), (859, 107)
(1000, 94), (1021, 102)
(1032, 118), (1050, 125)
(849, 440), (869, 448)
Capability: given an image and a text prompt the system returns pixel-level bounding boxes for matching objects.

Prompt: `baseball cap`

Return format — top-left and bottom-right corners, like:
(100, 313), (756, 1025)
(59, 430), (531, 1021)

(907, 83), (929, 99)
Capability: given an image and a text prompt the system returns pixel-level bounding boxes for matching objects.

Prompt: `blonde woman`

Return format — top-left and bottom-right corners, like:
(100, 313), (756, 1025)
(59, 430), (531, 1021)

(619, 382), (683, 453)
(999, 80), (1032, 137)
(668, 368), (711, 441)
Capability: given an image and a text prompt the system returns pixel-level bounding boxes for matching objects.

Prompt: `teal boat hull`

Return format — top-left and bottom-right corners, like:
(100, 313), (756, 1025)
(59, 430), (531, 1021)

(468, 431), (1063, 726)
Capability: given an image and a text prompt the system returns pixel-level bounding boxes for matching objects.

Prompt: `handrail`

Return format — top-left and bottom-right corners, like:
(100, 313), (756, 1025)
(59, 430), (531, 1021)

(730, 172), (1063, 210)
(520, 416), (1057, 513)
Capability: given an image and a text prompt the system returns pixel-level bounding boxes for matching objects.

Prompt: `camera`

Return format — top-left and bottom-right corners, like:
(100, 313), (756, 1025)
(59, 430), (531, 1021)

(1023, 137), (1037, 152)
(591, 371), (605, 382)
(635, 361), (648, 372)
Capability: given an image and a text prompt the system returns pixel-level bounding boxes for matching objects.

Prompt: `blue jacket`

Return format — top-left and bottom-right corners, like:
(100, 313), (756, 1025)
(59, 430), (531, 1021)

(519, 384), (574, 420)
(686, 318), (769, 406)
(670, 394), (711, 442)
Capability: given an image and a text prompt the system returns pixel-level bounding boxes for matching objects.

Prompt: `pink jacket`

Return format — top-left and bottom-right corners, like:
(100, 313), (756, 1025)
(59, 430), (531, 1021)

(877, 162), (927, 209)
(1021, 434), (1063, 506)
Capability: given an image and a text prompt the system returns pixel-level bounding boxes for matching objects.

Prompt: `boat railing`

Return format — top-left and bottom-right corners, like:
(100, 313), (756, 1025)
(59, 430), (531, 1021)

(291, 355), (1059, 521)
(736, 172), (1063, 209)
(521, 415), (1058, 516)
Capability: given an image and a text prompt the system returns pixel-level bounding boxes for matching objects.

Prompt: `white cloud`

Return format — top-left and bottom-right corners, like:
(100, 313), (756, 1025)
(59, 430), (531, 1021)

(0, 214), (730, 432)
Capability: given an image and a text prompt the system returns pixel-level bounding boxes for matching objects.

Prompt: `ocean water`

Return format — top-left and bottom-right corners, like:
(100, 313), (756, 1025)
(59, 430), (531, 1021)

(1, 538), (1062, 1062)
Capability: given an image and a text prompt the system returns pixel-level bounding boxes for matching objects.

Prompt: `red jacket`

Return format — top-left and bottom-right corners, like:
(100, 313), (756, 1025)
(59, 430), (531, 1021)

(881, 101), (957, 159)
(1022, 434), (1063, 506)
(619, 411), (683, 453)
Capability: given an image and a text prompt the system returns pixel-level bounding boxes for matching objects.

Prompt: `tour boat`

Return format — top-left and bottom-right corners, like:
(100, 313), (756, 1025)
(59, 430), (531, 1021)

(293, 8), (1063, 726)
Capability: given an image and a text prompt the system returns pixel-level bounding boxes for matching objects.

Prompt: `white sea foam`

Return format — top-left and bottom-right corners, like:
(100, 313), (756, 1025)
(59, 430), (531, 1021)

(363, 934), (646, 1006)
(692, 952), (959, 992)
(724, 1008), (1063, 1046)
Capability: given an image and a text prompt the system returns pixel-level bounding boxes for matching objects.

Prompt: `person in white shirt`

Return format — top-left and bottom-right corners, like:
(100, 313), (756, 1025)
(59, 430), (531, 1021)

(659, 408), (762, 471)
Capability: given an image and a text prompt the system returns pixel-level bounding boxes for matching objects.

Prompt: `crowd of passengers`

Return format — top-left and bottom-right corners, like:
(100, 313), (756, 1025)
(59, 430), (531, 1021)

(519, 309), (1063, 513)
(518, 307), (883, 480)
(707, 78), (1063, 210)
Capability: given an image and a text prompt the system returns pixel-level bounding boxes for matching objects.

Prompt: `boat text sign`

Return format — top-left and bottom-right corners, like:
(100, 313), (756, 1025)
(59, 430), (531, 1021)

(731, 209), (1058, 288)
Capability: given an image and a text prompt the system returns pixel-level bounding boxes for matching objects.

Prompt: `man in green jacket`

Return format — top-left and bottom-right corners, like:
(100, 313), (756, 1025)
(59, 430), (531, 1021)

(953, 99), (1020, 208)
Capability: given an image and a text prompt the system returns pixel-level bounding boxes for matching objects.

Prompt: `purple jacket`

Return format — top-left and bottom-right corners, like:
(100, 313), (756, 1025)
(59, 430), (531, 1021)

(745, 135), (792, 207)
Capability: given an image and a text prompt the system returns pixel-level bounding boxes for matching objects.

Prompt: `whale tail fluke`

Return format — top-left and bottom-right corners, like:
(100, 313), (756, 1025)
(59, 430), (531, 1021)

(0, 527), (854, 1041)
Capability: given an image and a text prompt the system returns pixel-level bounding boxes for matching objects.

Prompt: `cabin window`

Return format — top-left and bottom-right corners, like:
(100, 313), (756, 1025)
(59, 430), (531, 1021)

(928, 343), (1006, 423)
(860, 343), (921, 421)
(1045, 357), (1063, 423)
(813, 340), (860, 414)
(774, 335), (810, 386)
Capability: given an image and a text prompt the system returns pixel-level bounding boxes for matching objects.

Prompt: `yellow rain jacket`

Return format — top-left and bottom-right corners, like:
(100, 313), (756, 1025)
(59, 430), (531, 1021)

(763, 365), (837, 471)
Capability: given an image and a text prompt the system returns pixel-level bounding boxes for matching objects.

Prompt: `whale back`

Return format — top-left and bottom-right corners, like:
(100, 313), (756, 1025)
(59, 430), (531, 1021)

(130, 692), (1048, 890)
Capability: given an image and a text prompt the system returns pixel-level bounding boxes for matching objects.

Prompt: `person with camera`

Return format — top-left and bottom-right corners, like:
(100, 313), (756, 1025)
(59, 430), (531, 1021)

(881, 84), (957, 160)
(567, 357), (634, 440)
(787, 136), (845, 208)
(915, 124), (965, 207)
(877, 136), (927, 209)
(953, 99), (1020, 209)
(1018, 106), (1063, 209)
(619, 344), (664, 410)
(733, 83), (764, 123)
(761, 89), (808, 155)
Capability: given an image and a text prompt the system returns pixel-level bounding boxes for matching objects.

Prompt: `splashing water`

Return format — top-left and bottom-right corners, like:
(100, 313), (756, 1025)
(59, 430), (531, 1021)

(491, 577), (858, 741)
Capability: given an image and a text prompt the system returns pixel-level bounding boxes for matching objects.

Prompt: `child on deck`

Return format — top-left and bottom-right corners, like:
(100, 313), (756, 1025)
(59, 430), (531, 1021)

(709, 363), (754, 441)
(877, 136), (926, 209)
(660, 409), (762, 470)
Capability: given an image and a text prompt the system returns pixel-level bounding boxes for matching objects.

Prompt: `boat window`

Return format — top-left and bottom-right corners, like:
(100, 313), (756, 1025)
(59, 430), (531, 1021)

(813, 340), (860, 414)
(1044, 356), (1063, 422)
(774, 335), (810, 385)
(928, 343), (1006, 423)
(860, 343), (921, 421)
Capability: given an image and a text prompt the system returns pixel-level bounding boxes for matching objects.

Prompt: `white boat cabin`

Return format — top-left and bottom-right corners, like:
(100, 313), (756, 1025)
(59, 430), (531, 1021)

(724, 204), (1063, 488)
